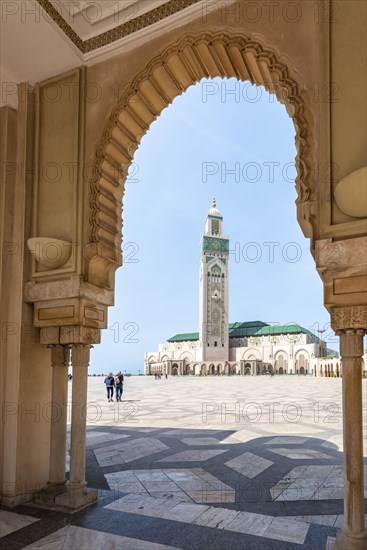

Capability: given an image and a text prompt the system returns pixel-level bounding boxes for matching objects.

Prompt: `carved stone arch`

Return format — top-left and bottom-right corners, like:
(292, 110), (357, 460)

(88, 30), (316, 288)
(180, 351), (194, 361)
(274, 349), (289, 360)
(242, 348), (261, 360)
(295, 348), (310, 360)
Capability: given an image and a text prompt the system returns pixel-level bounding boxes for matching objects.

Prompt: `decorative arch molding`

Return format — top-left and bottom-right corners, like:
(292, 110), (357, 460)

(242, 348), (261, 360)
(295, 349), (310, 359)
(180, 351), (194, 360)
(274, 349), (289, 359)
(88, 30), (316, 288)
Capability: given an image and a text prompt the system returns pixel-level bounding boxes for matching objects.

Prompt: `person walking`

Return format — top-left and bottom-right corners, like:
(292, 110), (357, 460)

(115, 371), (124, 402)
(104, 372), (115, 401)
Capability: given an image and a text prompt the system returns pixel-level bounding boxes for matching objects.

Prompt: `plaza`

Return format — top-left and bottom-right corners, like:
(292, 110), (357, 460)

(1, 375), (366, 549)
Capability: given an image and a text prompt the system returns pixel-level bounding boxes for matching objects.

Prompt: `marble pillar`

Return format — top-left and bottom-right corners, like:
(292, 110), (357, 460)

(48, 346), (70, 488)
(335, 328), (367, 550)
(56, 344), (97, 509)
(36, 345), (70, 504)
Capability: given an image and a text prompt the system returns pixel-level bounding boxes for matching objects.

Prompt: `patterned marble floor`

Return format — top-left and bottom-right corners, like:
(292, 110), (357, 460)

(1, 376), (367, 549)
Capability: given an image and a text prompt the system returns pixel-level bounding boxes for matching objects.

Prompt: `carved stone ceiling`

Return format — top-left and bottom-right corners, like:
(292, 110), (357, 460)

(0, 0), (207, 107)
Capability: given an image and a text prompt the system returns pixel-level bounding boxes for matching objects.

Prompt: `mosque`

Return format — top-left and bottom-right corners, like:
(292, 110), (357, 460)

(144, 200), (334, 376)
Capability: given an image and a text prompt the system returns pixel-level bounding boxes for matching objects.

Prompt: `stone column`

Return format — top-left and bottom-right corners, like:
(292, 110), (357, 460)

(48, 346), (70, 488)
(332, 307), (367, 550)
(57, 344), (97, 509)
(37, 345), (70, 504)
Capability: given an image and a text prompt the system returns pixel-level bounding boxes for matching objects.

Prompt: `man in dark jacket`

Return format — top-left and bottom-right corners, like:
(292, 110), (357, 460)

(115, 371), (124, 402)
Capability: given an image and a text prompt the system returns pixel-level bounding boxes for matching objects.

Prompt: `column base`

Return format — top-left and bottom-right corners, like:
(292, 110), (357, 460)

(54, 485), (98, 510)
(334, 528), (367, 550)
(34, 483), (97, 511)
(35, 482), (68, 506)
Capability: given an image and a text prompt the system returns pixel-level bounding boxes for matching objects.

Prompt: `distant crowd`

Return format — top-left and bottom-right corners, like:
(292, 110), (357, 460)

(154, 373), (168, 380)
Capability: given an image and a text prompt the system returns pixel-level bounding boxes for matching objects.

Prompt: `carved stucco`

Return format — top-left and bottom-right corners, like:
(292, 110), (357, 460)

(88, 30), (317, 288)
(37, 0), (202, 54)
(331, 306), (367, 332)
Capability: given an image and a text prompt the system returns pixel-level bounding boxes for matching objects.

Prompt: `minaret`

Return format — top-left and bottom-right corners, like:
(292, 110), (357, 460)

(199, 199), (229, 362)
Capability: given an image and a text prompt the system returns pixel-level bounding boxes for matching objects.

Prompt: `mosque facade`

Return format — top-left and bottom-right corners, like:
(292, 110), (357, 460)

(144, 201), (336, 376)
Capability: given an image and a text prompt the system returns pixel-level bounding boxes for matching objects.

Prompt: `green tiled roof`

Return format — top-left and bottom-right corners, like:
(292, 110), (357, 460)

(168, 332), (199, 342)
(253, 324), (315, 337)
(167, 321), (316, 342)
(228, 321), (268, 337)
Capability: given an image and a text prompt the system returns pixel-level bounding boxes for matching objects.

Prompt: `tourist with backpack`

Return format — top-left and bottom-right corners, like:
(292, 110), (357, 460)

(115, 371), (124, 402)
(104, 372), (115, 402)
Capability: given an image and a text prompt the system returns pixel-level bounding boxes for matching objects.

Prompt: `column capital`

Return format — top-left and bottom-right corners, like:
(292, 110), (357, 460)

(330, 306), (367, 332)
(50, 345), (70, 368)
(71, 344), (91, 368)
(337, 329), (365, 359)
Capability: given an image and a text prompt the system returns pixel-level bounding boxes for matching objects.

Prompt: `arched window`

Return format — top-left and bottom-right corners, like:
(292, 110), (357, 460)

(214, 341), (217, 347)
(211, 269), (220, 283)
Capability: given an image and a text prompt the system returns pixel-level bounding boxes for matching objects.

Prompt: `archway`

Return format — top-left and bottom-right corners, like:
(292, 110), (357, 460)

(275, 351), (287, 374)
(85, 27), (365, 550)
(183, 364), (190, 376)
(172, 363), (178, 376)
(295, 350), (309, 375)
(88, 31), (316, 283)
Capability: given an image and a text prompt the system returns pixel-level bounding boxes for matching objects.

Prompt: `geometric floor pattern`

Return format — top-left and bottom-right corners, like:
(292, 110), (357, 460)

(22, 526), (181, 549)
(225, 450), (274, 478)
(105, 493), (311, 544)
(2, 376), (367, 549)
(272, 465), (367, 502)
(105, 468), (236, 503)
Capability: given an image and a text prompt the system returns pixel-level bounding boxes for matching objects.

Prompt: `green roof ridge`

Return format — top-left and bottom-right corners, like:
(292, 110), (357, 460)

(167, 332), (199, 342)
(168, 322), (316, 342)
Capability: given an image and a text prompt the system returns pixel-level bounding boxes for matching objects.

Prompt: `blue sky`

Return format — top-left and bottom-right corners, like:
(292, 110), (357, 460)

(90, 77), (339, 375)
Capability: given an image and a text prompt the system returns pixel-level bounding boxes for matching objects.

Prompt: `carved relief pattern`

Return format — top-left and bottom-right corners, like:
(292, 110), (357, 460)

(331, 306), (367, 332)
(89, 31), (316, 272)
(36, 0), (202, 54)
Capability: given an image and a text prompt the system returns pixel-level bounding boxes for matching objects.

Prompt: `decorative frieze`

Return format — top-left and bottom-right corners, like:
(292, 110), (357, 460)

(331, 306), (367, 332)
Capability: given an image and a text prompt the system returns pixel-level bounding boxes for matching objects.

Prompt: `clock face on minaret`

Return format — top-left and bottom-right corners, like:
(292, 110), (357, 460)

(199, 199), (229, 360)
